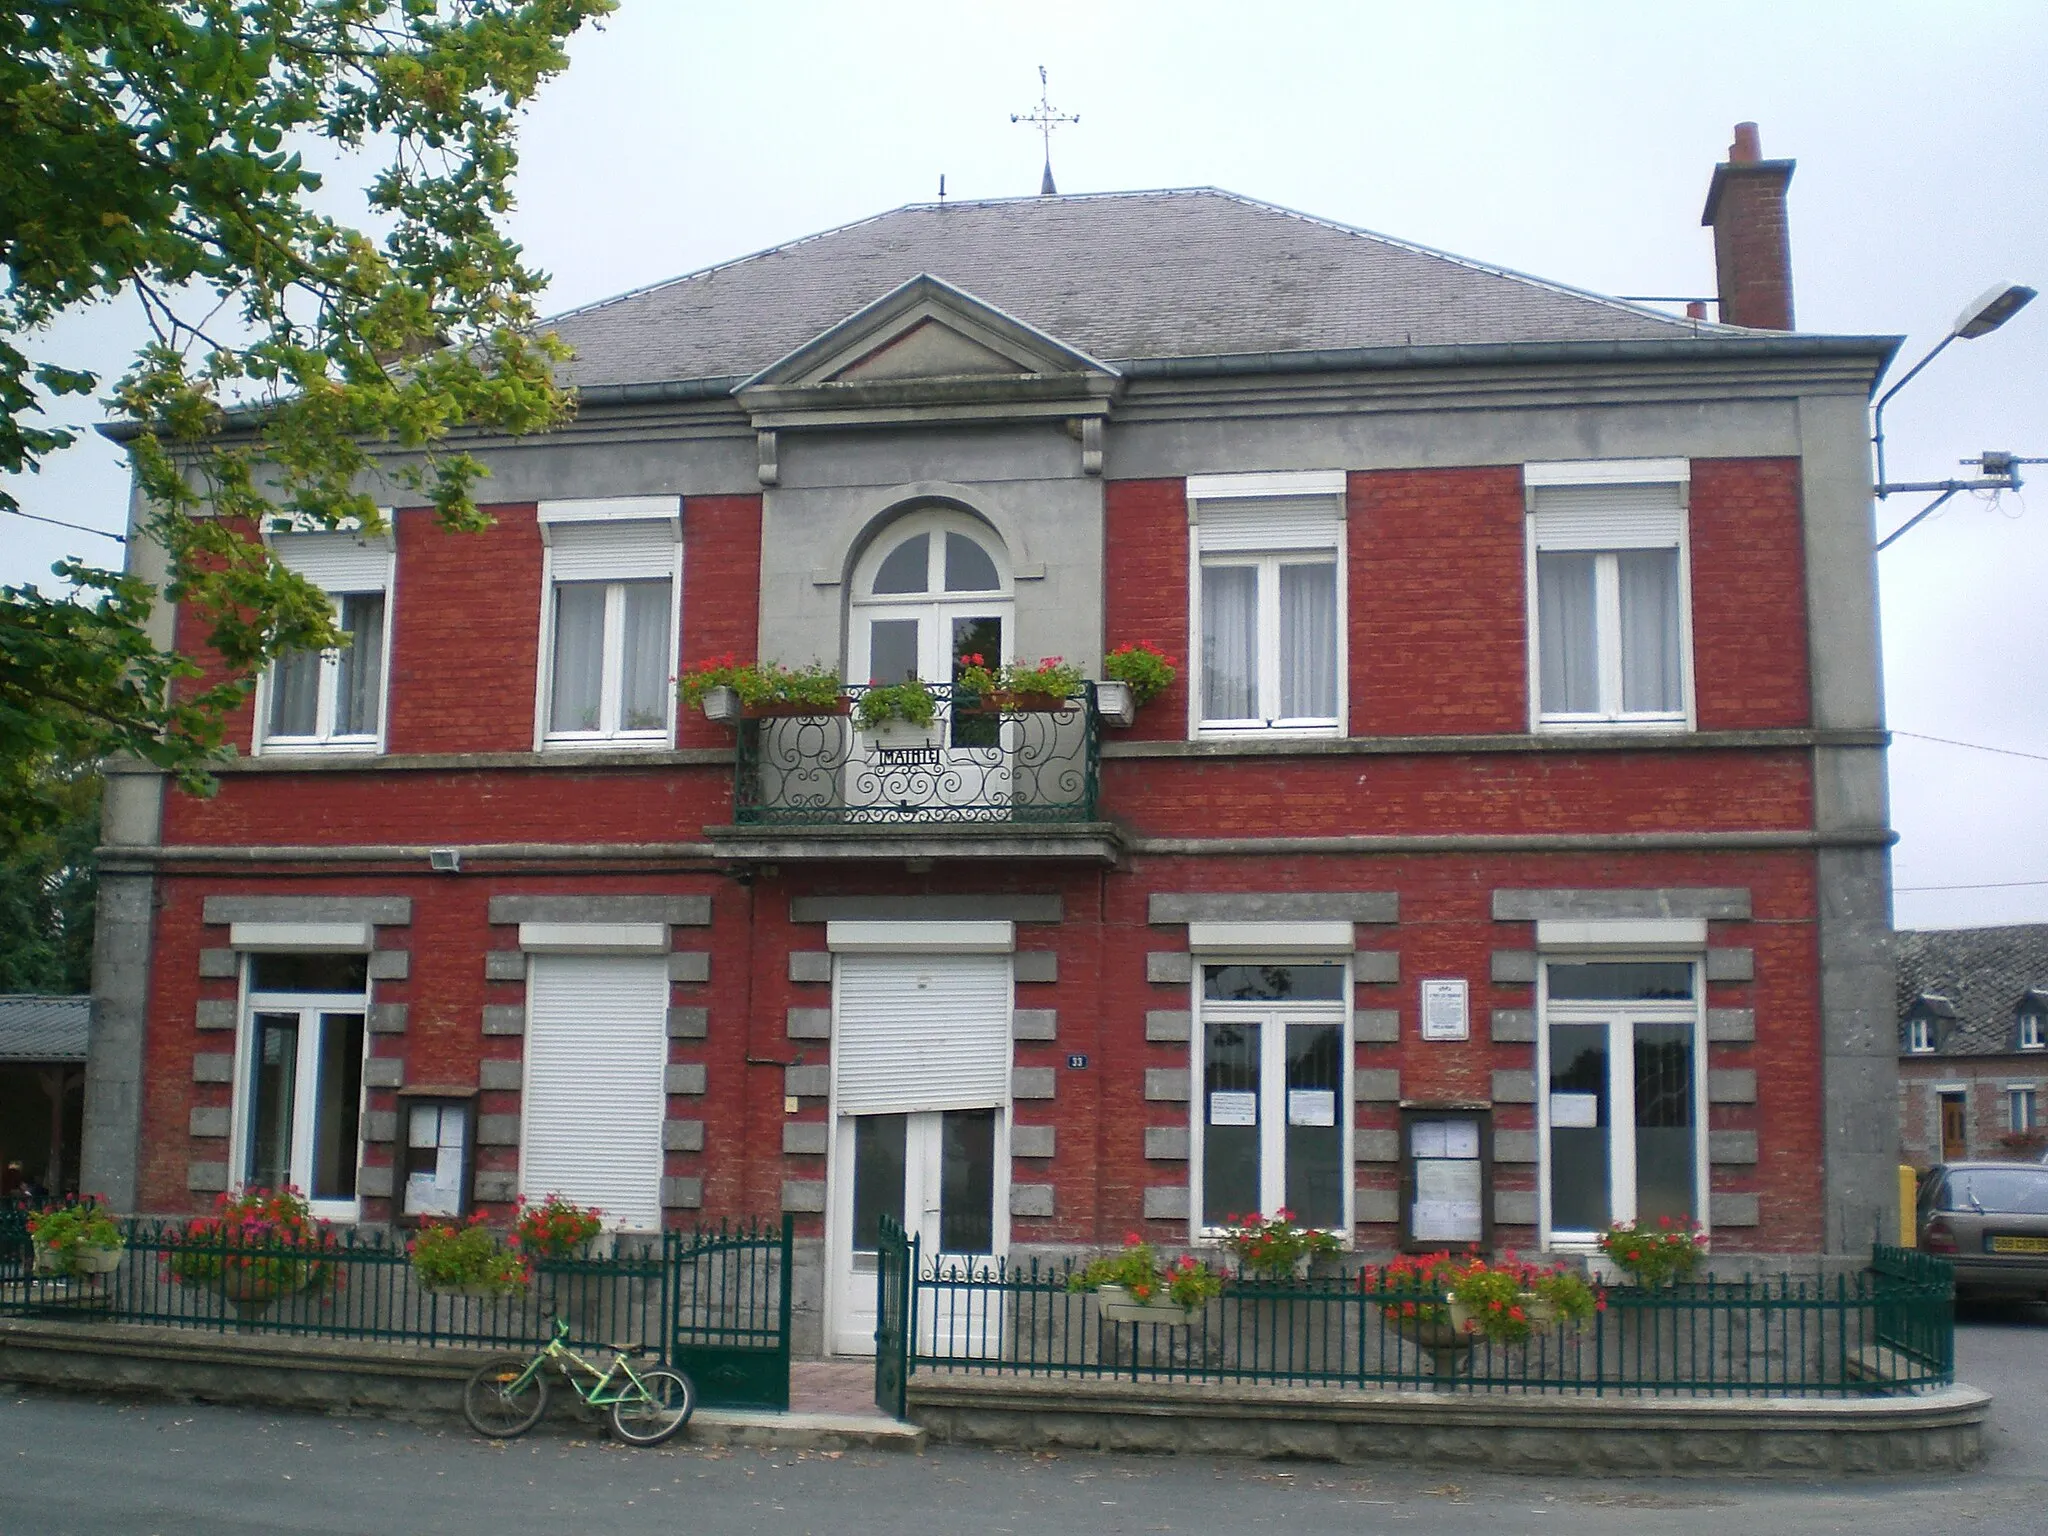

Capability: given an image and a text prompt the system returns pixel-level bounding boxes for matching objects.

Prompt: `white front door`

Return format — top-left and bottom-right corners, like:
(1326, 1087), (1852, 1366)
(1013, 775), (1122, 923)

(829, 1107), (1005, 1356)
(239, 995), (366, 1223)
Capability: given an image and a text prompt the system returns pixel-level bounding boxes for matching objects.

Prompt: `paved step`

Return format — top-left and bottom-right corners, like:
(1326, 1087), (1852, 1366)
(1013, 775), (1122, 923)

(691, 1406), (925, 1453)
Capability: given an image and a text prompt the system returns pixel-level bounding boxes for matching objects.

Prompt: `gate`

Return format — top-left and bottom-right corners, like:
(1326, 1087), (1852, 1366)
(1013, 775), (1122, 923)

(873, 1213), (916, 1419)
(668, 1215), (794, 1410)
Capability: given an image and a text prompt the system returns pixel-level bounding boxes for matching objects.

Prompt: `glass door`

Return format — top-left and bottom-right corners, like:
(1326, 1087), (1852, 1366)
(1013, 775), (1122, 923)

(1197, 1008), (1346, 1232)
(241, 1001), (366, 1218)
(830, 1108), (1004, 1356)
(1540, 961), (1703, 1246)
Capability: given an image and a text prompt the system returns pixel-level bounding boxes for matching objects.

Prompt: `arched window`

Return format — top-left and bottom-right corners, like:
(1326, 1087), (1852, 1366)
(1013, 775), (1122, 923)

(848, 506), (1012, 693)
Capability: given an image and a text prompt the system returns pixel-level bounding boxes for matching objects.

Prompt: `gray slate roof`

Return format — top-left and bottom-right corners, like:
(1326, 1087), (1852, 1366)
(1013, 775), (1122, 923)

(0, 995), (89, 1062)
(1896, 926), (2048, 1058)
(545, 188), (1715, 392)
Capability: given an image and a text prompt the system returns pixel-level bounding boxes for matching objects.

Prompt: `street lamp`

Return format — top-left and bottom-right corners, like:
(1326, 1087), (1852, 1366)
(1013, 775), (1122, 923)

(1872, 281), (2036, 551)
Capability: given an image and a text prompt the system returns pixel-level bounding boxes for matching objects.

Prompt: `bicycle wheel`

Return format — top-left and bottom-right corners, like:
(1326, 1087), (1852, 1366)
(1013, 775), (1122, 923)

(608, 1367), (695, 1446)
(463, 1355), (550, 1438)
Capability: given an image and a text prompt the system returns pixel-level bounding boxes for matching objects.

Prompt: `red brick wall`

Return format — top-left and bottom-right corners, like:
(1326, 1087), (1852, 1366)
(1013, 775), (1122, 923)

(1689, 458), (1810, 730)
(387, 504), (543, 755)
(1898, 1060), (2046, 1168)
(1349, 467), (1529, 735)
(1103, 479), (1190, 741)
(139, 851), (1818, 1256)
(676, 495), (763, 750)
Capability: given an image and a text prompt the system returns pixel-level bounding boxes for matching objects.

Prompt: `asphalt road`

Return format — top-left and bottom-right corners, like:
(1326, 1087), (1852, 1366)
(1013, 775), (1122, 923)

(3, 1307), (2045, 1536)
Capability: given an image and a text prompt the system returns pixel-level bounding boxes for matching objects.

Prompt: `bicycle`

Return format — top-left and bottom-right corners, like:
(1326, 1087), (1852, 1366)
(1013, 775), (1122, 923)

(462, 1316), (696, 1445)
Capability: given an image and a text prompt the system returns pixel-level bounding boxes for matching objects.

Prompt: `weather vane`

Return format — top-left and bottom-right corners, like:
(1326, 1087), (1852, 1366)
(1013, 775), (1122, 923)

(1011, 65), (1078, 196)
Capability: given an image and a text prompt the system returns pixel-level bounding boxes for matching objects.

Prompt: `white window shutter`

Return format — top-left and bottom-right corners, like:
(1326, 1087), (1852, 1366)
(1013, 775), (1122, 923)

(1531, 484), (1684, 551)
(523, 954), (668, 1231)
(548, 520), (678, 582)
(834, 953), (1011, 1115)
(1193, 495), (1344, 552)
(268, 533), (393, 592)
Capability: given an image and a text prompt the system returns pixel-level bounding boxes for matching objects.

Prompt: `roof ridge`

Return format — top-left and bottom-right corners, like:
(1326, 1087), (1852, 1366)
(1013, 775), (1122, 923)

(539, 185), (1711, 338)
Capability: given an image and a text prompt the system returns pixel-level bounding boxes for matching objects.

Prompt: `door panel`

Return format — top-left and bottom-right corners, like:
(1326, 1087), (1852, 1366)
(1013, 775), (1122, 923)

(310, 1012), (365, 1201)
(1940, 1094), (1968, 1162)
(247, 1013), (300, 1189)
(1548, 1022), (1611, 1234)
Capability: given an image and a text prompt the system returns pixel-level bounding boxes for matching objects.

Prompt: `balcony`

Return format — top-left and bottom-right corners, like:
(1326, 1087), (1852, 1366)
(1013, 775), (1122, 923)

(706, 683), (1120, 864)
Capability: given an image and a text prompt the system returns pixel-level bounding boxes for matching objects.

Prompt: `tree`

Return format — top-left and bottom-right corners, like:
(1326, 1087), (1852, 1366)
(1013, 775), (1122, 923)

(0, 767), (99, 994)
(0, 0), (614, 850)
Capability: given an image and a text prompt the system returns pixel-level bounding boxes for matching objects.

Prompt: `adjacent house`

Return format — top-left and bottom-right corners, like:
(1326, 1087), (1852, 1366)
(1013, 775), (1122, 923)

(83, 124), (1902, 1356)
(0, 995), (90, 1198)
(1897, 925), (2048, 1165)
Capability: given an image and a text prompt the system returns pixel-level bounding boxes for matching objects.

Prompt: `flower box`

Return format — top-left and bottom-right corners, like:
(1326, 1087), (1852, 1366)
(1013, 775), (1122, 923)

(1094, 1282), (1203, 1326)
(32, 1240), (123, 1277)
(961, 691), (1070, 715)
(698, 684), (742, 722)
(1093, 679), (1136, 727)
(747, 697), (850, 718)
(1449, 1293), (1561, 1336)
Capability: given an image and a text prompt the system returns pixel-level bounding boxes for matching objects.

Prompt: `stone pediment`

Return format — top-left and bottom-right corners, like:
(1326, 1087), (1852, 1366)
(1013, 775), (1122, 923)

(734, 274), (1121, 429)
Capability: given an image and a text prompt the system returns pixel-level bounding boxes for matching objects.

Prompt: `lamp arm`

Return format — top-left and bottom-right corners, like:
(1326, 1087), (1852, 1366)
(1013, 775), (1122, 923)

(1871, 332), (1957, 495)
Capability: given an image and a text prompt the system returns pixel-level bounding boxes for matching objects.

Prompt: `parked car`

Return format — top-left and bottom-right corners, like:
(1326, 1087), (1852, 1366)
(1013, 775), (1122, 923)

(1917, 1161), (2048, 1302)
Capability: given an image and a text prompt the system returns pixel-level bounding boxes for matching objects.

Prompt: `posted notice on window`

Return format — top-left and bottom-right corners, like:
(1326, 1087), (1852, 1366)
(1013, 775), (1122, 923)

(1209, 1091), (1258, 1127)
(1412, 1159), (1484, 1242)
(1286, 1089), (1336, 1127)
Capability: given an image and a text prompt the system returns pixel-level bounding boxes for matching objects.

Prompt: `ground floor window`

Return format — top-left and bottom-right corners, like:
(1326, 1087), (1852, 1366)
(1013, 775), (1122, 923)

(1193, 962), (1348, 1233)
(522, 953), (667, 1231)
(239, 952), (369, 1219)
(1540, 958), (1704, 1245)
(2011, 1087), (2040, 1134)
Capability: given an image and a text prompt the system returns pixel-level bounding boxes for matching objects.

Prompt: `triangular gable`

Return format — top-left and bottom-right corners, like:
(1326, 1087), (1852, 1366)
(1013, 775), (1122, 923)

(738, 273), (1120, 393)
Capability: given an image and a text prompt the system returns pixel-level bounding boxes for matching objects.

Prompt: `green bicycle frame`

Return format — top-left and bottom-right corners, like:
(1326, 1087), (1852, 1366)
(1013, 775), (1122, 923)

(507, 1317), (659, 1408)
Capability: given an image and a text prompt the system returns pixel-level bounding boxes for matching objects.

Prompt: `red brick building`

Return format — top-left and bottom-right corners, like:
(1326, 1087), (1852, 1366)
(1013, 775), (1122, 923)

(85, 128), (1903, 1355)
(1897, 926), (2048, 1167)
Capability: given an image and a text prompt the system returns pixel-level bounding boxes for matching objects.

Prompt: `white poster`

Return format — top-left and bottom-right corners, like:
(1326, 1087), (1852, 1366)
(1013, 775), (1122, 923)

(1551, 1092), (1601, 1128)
(1412, 1159), (1484, 1242)
(1442, 1120), (1481, 1159)
(1411, 1120), (1448, 1158)
(1209, 1090), (1258, 1127)
(1419, 978), (1470, 1041)
(405, 1169), (462, 1218)
(407, 1105), (441, 1149)
(1286, 1089), (1336, 1127)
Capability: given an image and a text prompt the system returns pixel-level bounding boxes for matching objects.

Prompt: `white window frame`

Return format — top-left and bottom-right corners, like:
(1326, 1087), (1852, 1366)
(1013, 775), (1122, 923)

(1535, 951), (1708, 1252)
(1524, 460), (1695, 734)
(533, 499), (682, 751)
(1908, 1017), (1937, 1054)
(2007, 1086), (2040, 1133)
(1186, 949), (1353, 1244)
(252, 539), (395, 757)
(230, 958), (371, 1224)
(1186, 471), (1347, 741)
(2020, 1013), (2045, 1051)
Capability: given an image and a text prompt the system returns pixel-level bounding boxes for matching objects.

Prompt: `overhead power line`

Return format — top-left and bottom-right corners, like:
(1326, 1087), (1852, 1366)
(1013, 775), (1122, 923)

(3, 506), (126, 543)
(1893, 729), (2048, 766)
(1897, 878), (2048, 894)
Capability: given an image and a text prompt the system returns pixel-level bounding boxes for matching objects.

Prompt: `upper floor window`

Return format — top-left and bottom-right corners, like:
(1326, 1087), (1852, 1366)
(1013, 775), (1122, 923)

(257, 532), (394, 755)
(1187, 473), (1346, 738)
(536, 500), (681, 749)
(1525, 461), (1693, 732)
(1908, 1016), (1936, 1054)
(2020, 1009), (2046, 1051)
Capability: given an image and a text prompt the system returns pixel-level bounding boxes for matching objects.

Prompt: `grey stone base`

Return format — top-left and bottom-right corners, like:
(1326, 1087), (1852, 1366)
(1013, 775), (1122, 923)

(906, 1375), (1989, 1478)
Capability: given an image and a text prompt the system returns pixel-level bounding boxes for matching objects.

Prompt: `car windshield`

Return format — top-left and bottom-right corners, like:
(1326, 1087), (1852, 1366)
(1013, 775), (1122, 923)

(1945, 1167), (2048, 1215)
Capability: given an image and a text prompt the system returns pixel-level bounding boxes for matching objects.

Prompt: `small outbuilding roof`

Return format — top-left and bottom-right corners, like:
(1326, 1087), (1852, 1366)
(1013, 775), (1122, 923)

(0, 995), (90, 1063)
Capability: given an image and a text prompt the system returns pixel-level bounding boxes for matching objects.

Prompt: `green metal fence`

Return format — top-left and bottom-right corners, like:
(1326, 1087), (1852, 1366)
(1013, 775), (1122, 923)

(900, 1246), (1954, 1398)
(0, 1211), (796, 1410)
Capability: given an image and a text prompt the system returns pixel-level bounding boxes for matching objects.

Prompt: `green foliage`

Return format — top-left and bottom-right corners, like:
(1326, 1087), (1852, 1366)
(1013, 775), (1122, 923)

(0, 0), (614, 845)
(409, 1215), (529, 1294)
(0, 767), (97, 993)
(853, 679), (938, 731)
(166, 1186), (343, 1296)
(1598, 1217), (1709, 1286)
(953, 654), (1084, 703)
(678, 655), (845, 712)
(1067, 1236), (1224, 1309)
(26, 1199), (125, 1274)
(511, 1192), (603, 1259)
(1216, 1211), (1344, 1281)
(1103, 641), (1178, 705)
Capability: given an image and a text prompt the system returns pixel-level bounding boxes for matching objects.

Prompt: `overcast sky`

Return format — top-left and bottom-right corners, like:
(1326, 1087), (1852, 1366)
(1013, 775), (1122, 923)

(4, 1), (2044, 930)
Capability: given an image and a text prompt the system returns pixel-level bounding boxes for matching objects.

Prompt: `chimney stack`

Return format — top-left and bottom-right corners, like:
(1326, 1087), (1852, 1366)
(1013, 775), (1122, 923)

(1701, 121), (1796, 329)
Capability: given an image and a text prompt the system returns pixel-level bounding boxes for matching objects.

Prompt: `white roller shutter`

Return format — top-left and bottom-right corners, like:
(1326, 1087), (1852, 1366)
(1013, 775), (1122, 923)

(268, 532), (393, 592)
(834, 953), (1011, 1115)
(1531, 483), (1684, 551)
(1192, 495), (1344, 552)
(547, 520), (678, 582)
(523, 954), (667, 1231)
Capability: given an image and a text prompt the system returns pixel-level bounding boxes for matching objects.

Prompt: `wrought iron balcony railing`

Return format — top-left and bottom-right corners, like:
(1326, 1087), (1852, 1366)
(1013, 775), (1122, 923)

(732, 682), (1101, 827)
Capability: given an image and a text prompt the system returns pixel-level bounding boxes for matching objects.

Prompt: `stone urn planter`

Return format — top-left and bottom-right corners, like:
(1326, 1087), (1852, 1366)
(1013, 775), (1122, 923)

(214, 1269), (318, 1321)
(1391, 1310), (1476, 1385)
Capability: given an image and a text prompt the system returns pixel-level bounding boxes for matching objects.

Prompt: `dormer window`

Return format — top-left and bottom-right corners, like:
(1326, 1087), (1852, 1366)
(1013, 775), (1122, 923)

(1908, 1017), (1936, 1054)
(2021, 1011), (2046, 1052)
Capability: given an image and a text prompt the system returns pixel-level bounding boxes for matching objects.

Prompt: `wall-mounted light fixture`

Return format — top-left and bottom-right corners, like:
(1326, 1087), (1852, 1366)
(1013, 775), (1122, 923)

(429, 848), (462, 873)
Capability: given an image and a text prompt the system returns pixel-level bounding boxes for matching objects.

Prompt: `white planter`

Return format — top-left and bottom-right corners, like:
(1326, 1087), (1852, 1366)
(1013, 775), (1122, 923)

(1094, 1281), (1201, 1326)
(1093, 679), (1137, 728)
(698, 685), (741, 723)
